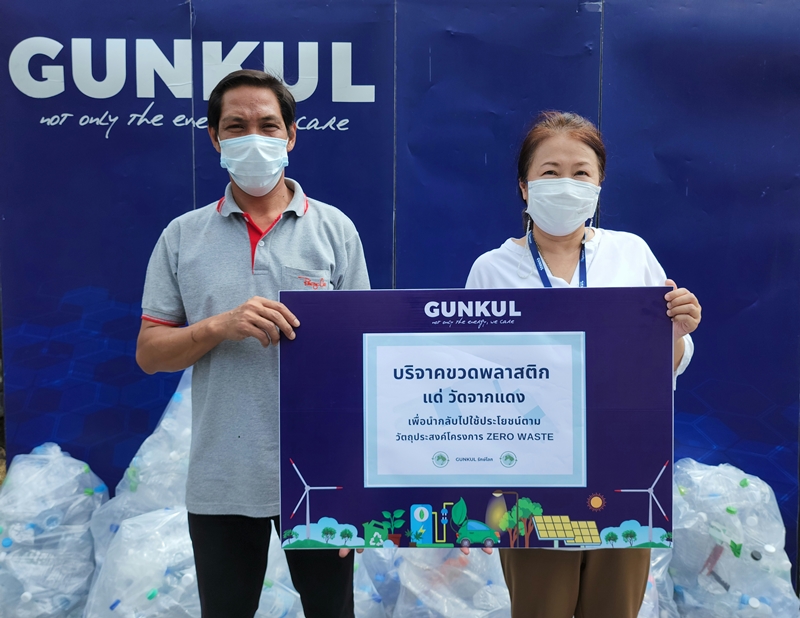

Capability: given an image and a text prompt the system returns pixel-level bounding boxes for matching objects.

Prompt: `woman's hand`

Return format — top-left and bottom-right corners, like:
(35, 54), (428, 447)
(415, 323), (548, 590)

(665, 280), (701, 341)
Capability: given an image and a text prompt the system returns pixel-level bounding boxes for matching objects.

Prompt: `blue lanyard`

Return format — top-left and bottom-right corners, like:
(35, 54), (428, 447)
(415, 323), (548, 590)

(527, 231), (587, 288)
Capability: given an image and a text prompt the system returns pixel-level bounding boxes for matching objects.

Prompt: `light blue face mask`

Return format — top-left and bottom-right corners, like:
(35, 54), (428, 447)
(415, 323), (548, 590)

(526, 178), (600, 236)
(219, 134), (289, 197)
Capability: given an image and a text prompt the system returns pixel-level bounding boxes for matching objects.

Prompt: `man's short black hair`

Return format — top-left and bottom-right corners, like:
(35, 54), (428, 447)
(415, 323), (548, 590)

(207, 69), (296, 134)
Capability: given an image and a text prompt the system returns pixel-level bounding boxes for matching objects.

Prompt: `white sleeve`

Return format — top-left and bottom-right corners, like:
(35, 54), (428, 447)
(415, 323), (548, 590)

(674, 333), (694, 389)
(465, 258), (487, 289)
(637, 237), (669, 287)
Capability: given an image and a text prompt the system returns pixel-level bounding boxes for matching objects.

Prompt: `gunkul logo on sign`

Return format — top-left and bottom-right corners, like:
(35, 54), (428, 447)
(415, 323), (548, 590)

(9, 38), (376, 102)
(424, 300), (522, 319)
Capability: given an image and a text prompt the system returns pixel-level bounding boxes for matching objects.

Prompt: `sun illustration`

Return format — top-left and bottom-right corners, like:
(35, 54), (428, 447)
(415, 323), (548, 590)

(587, 493), (606, 512)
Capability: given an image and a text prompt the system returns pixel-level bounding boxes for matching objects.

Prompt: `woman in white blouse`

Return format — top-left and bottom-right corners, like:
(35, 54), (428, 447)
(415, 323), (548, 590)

(466, 111), (701, 618)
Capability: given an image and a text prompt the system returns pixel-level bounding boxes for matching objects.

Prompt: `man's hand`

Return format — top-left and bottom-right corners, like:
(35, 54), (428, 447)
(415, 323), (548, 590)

(136, 296), (300, 374)
(213, 296), (300, 347)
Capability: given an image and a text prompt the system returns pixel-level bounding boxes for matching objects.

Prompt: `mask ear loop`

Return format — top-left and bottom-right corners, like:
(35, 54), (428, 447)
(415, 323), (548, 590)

(517, 218), (535, 279)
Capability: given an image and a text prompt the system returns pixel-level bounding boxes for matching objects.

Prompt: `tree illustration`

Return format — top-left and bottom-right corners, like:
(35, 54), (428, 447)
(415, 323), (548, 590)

(497, 498), (543, 547)
(622, 529), (637, 547)
(322, 527), (337, 543)
(604, 532), (618, 547)
(498, 507), (525, 547)
(518, 498), (543, 547)
(283, 529), (299, 541)
(340, 529), (353, 545)
(660, 532), (672, 547)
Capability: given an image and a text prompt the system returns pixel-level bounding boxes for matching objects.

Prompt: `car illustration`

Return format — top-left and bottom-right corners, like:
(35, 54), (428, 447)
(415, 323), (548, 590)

(455, 519), (502, 547)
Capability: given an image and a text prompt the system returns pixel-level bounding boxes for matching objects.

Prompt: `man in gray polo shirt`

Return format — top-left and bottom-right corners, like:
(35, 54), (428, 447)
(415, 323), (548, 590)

(136, 69), (369, 618)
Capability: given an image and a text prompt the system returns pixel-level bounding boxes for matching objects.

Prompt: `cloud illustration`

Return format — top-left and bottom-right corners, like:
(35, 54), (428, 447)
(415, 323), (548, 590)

(599, 519), (668, 548)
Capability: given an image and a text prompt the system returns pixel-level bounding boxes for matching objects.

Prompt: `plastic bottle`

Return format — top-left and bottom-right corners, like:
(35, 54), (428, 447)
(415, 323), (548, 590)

(758, 545), (793, 582)
(735, 595), (774, 616)
(35, 508), (64, 532)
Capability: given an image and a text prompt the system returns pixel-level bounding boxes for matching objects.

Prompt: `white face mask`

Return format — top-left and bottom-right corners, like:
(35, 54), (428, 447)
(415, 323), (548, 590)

(219, 134), (289, 197)
(525, 178), (601, 236)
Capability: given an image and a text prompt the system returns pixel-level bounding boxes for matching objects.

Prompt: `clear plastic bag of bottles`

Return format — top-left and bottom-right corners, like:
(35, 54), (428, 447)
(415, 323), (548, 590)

(360, 545), (402, 616)
(85, 507), (303, 618)
(394, 547), (509, 618)
(84, 507), (199, 618)
(354, 551), (388, 618)
(90, 368), (193, 570)
(637, 549), (680, 618)
(255, 574), (302, 618)
(0, 442), (108, 617)
(671, 458), (799, 618)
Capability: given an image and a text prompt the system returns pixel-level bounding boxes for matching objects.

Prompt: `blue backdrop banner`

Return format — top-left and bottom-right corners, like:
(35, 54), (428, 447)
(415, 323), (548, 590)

(1, 0), (798, 582)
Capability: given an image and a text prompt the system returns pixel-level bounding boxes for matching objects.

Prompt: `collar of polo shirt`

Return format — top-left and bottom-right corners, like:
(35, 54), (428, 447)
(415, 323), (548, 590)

(216, 178), (309, 218)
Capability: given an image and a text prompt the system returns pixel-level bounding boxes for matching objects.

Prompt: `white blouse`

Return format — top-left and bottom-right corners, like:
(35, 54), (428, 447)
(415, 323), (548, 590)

(466, 228), (693, 381)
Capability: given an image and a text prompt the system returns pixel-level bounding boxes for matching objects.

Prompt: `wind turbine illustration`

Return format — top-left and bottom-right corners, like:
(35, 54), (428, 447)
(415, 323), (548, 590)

(289, 458), (342, 540)
(615, 460), (670, 543)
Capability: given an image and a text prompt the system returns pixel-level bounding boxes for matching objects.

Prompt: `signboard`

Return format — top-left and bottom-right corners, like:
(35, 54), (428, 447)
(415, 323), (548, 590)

(280, 288), (673, 550)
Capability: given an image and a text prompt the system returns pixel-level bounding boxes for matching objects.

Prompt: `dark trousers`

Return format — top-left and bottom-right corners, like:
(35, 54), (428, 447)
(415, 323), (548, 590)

(500, 548), (650, 618)
(188, 513), (355, 618)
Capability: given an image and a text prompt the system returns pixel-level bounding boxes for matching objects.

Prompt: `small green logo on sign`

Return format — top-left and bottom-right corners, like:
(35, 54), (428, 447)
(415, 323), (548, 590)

(500, 451), (518, 468)
(432, 452), (449, 468)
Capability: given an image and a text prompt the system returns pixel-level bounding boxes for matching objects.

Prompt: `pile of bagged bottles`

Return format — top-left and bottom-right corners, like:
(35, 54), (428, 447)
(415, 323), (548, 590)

(0, 368), (797, 617)
(0, 442), (108, 617)
(671, 458), (799, 617)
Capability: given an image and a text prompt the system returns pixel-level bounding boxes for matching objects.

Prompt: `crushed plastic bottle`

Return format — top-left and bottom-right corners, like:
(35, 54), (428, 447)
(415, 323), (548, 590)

(0, 442), (108, 617)
(671, 458), (799, 618)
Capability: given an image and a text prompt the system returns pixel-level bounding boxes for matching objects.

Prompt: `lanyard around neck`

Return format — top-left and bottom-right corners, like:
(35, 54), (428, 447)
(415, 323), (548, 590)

(527, 231), (587, 288)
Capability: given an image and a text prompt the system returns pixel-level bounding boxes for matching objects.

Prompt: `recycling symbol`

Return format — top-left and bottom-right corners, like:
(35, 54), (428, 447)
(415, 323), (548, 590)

(369, 532), (384, 547)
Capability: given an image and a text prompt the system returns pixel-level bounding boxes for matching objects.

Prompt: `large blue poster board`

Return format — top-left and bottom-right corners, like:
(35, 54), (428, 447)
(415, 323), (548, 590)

(280, 288), (673, 550)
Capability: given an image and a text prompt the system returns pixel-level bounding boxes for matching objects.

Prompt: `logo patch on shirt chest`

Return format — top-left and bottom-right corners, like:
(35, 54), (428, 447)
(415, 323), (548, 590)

(298, 276), (327, 290)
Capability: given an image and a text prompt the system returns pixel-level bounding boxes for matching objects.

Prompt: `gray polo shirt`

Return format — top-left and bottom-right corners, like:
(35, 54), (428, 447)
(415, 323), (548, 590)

(141, 178), (370, 517)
